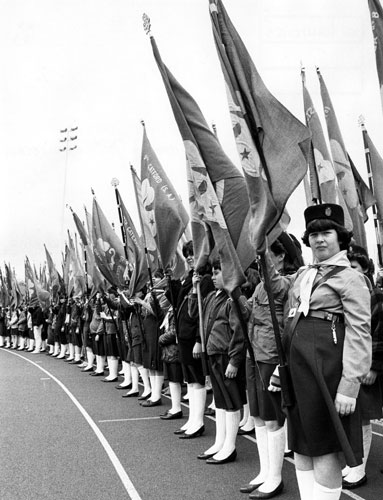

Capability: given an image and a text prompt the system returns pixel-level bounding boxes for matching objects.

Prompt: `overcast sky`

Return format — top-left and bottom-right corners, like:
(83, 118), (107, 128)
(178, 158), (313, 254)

(1, 0), (382, 278)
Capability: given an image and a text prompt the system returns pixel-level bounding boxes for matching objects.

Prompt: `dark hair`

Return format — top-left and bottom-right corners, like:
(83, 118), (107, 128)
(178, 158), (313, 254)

(211, 258), (221, 270)
(302, 219), (352, 251)
(270, 239), (286, 256)
(182, 240), (194, 258)
(347, 245), (375, 285)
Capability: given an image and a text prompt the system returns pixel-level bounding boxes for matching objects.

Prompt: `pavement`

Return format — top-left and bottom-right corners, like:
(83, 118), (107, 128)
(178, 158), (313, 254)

(0, 347), (382, 500)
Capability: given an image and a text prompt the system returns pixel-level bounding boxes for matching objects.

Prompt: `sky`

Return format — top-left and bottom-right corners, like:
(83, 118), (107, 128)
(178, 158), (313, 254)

(1, 0), (383, 279)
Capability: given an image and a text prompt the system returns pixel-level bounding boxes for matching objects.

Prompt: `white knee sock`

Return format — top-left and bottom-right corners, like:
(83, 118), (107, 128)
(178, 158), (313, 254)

(106, 357), (118, 379)
(85, 347), (95, 368)
(239, 401), (250, 427)
(296, 469), (314, 500)
(137, 366), (151, 396)
(204, 408), (226, 455)
(250, 425), (269, 485)
(96, 355), (105, 373)
(257, 427), (285, 493)
(186, 386), (205, 433)
(212, 410), (240, 460)
(312, 481), (341, 500)
(169, 382), (182, 413)
(151, 374), (164, 401)
(181, 385), (195, 431)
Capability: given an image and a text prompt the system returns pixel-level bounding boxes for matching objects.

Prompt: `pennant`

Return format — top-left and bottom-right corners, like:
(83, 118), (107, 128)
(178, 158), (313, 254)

(368, 0), (383, 114)
(141, 125), (189, 271)
(150, 35), (250, 292)
(91, 197), (128, 289)
(210, 0), (311, 252)
(317, 69), (368, 247)
(117, 188), (149, 296)
(67, 231), (86, 298)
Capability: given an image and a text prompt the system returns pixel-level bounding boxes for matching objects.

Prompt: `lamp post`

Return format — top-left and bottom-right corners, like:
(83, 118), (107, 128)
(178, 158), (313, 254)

(59, 126), (78, 246)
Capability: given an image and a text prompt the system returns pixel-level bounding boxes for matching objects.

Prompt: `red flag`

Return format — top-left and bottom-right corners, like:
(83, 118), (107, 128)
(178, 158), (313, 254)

(150, 36), (250, 292)
(117, 188), (149, 296)
(317, 69), (368, 247)
(91, 197), (128, 289)
(141, 125), (189, 271)
(210, 0), (311, 252)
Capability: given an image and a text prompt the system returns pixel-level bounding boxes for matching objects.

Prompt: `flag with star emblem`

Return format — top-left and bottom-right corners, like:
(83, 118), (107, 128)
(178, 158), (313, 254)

(117, 188), (148, 296)
(140, 125), (189, 271)
(151, 36), (252, 292)
(131, 166), (160, 274)
(368, 0), (383, 114)
(317, 69), (368, 247)
(209, 0), (311, 253)
(91, 197), (128, 289)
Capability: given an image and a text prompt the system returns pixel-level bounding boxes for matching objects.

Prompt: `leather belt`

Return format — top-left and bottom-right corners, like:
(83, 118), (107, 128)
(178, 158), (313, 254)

(306, 310), (344, 323)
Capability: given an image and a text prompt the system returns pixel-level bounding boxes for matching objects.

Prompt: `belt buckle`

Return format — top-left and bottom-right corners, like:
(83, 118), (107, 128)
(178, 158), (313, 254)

(324, 312), (333, 321)
(288, 307), (297, 318)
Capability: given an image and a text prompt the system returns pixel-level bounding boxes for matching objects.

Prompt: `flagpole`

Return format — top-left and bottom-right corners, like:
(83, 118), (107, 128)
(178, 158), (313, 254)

(196, 279), (208, 376)
(359, 116), (383, 266)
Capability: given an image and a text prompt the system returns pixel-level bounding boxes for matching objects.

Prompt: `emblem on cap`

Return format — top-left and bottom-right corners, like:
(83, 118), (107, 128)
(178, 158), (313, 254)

(325, 207), (332, 217)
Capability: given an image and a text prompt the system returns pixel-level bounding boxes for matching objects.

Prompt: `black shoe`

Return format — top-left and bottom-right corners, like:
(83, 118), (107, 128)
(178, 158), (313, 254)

(101, 377), (118, 383)
(69, 360), (82, 365)
(122, 391), (139, 398)
(81, 367), (94, 372)
(204, 408), (215, 417)
(138, 392), (151, 401)
(284, 450), (294, 458)
(197, 452), (215, 460)
(249, 481), (284, 499)
(342, 475), (367, 490)
(206, 449), (237, 464)
(90, 371), (104, 377)
(240, 483), (262, 494)
(238, 427), (255, 435)
(141, 399), (162, 407)
(160, 410), (183, 420)
(115, 383), (132, 390)
(64, 358), (75, 362)
(179, 425), (205, 439)
(174, 428), (186, 435)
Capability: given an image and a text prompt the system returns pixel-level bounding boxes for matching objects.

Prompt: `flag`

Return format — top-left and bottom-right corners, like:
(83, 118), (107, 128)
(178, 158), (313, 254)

(210, 0), (311, 252)
(25, 257), (50, 310)
(362, 127), (383, 219)
(0, 268), (10, 307)
(44, 245), (63, 300)
(117, 189), (148, 296)
(317, 69), (368, 247)
(91, 197), (128, 289)
(131, 166), (159, 273)
(67, 230), (86, 298)
(82, 206), (107, 296)
(348, 155), (375, 222)
(71, 208), (89, 247)
(368, 0), (383, 113)
(150, 36), (251, 292)
(141, 124), (189, 271)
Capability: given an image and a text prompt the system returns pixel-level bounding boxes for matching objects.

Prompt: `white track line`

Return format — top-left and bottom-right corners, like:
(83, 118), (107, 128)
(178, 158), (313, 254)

(5, 351), (142, 500)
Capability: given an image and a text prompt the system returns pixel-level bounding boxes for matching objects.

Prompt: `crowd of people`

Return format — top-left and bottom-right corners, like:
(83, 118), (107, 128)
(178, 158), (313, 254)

(1, 203), (383, 500)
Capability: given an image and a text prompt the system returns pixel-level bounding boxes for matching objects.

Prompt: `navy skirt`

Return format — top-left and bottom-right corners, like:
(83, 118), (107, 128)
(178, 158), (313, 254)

(284, 316), (362, 466)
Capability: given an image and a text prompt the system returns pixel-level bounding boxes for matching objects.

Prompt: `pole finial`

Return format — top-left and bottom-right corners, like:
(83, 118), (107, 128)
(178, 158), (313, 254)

(111, 177), (120, 188)
(141, 120), (145, 128)
(358, 115), (366, 130)
(91, 187), (95, 196)
(300, 62), (306, 83)
(142, 13), (151, 35)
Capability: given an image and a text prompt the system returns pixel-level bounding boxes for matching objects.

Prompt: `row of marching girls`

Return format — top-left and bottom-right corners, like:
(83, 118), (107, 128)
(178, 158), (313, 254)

(0, 303), (49, 353)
